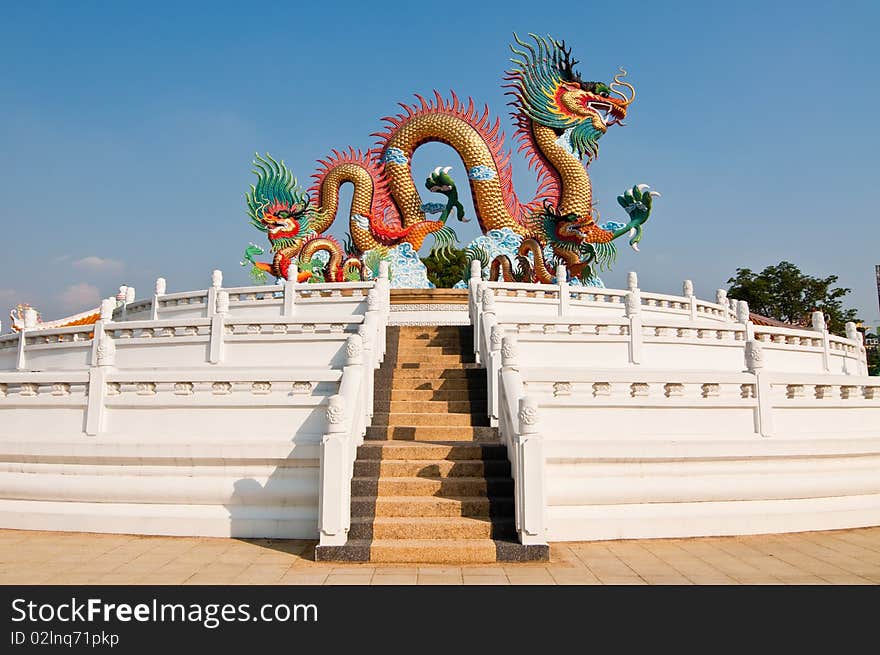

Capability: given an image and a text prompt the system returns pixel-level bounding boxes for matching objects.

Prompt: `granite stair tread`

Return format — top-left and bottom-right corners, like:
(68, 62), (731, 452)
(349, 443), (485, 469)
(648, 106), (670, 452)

(316, 539), (548, 563)
(350, 495), (515, 518)
(356, 442), (506, 459)
(353, 458), (510, 477)
(374, 400), (487, 413)
(348, 516), (515, 540)
(365, 426), (499, 441)
(371, 411), (490, 427)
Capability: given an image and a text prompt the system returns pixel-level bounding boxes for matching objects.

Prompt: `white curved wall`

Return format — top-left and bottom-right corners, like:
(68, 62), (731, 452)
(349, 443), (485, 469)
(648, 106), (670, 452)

(471, 273), (880, 543)
(0, 277), (389, 539)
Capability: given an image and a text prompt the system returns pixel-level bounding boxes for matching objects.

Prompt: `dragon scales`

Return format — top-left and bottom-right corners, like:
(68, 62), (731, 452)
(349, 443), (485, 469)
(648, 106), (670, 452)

(241, 33), (657, 284)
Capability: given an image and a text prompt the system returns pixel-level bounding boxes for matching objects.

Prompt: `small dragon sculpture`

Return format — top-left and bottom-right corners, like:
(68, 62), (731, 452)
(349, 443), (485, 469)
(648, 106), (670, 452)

(491, 184), (659, 283)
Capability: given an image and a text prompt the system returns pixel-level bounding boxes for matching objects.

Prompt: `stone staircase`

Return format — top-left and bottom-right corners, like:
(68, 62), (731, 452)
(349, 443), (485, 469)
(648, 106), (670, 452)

(316, 326), (549, 563)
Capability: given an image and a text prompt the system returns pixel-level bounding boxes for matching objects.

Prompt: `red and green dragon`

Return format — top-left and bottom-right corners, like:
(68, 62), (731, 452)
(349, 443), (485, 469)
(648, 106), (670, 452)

(241, 33), (657, 285)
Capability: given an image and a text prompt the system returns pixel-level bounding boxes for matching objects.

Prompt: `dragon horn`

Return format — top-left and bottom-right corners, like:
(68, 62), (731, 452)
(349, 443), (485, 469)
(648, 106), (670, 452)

(610, 67), (636, 106)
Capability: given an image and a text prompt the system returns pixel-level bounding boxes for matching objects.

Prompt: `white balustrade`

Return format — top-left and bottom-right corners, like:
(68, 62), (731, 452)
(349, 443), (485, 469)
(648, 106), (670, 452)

(471, 274), (879, 543)
(0, 269), (391, 539)
(495, 337), (546, 545)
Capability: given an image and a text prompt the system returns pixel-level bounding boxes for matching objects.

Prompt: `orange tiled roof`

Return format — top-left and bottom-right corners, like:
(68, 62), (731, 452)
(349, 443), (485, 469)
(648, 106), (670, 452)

(748, 313), (801, 328)
(11, 307), (101, 332)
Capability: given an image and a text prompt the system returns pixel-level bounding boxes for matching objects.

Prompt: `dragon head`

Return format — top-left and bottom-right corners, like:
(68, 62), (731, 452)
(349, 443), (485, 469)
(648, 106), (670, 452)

(507, 34), (635, 161)
(246, 153), (316, 252)
(530, 201), (592, 246)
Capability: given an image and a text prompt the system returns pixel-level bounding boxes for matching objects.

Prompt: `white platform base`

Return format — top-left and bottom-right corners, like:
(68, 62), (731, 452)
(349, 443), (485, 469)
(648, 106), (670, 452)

(0, 499), (318, 539)
(547, 494), (880, 542)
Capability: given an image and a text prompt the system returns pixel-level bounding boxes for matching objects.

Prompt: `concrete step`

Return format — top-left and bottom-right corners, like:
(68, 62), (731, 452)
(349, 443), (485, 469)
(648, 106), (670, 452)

(392, 354), (476, 366)
(356, 442), (508, 461)
(373, 400), (487, 414)
(396, 346), (476, 357)
(353, 458), (510, 478)
(389, 367), (484, 379)
(365, 426), (498, 441)
(351, 495), (514, 518)
(397, 338), (473, 349)
(397, 342), (473, 351)
(348, 516), (514, 540)
(316, 538), (550, 563)
(351, 476), (514, 497)
(380, 378), (486, 392)
(400, 326), (470, 337)
(371, 412), (490, 427)
(376, 389), (484, 402)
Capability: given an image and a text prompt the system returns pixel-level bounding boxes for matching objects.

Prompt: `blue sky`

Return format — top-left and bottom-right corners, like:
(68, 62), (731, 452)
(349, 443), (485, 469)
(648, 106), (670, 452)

(2, 1), (878, 328)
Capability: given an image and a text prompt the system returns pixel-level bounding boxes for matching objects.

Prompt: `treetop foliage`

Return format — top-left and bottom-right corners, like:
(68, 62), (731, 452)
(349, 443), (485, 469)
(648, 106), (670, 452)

(727, 261), (860, 334)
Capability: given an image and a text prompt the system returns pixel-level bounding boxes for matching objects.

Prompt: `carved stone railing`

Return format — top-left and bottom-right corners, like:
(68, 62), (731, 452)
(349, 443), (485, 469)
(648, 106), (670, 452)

(318, 261), (391, 546)
(468, 261), (877, 542)
(117, 267), (379, 323)
(496, 335), (546, 546)
(471, 266), (738, 325)
(0, 265), (391, 539)
(469, 263), (868, 376)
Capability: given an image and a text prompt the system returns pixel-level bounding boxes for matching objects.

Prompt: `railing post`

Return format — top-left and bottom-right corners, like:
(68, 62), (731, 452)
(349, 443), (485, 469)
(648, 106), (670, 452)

(152, 277), (166, 320)
(468, 259), (482, 323)
(366, 289), (385, 361)
(557, 263), (569, 316)
(116, 286), (127, 321)
(745, 340), (773, 437)
(318, 394), (349, 547)
(89, 298), (116, 369)
(501, 334), (518, 369)
(119, 285), (135, 321)
(283, 262), (298, 317)
(728, 298), (738, 318)
(85, 298), (117, 437)
(480, 288), (497, 416)
(844, 321), (865, 375)
(737, 300), (754, 341)
(209, 290), (228, 364)
(715, 289), (729, 321)
(625, 280), (642, 365)
(342, 333), (365, 438)
(627, 271), (638, 292)
(489, 324), (503, 427)
(376, 260), (391, 320)
(683, 279), (697, 320)
(473, 283), (485, 361)
(358, 324), (374, 421)
(207, 269), (222, 318)
(812, 310), (830, 373)
(15, 308), (38, 371)
(478, 288), (496, 366)
(516, 396), (546, 545)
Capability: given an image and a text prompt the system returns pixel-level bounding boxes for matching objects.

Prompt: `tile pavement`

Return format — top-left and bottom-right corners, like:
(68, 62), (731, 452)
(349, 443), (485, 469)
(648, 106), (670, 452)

(1, 527), (879, 585)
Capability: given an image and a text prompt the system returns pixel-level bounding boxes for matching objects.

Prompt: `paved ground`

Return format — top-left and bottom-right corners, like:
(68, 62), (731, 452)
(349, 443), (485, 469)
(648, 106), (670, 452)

(1, 527), (879, 585)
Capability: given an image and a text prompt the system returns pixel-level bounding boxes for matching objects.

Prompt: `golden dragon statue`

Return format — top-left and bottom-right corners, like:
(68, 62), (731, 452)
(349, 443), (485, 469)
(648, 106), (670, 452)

(241, 33), (657, 285)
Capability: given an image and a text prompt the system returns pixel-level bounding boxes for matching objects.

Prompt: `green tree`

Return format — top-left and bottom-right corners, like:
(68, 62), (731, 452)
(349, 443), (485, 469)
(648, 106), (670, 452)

(421, 247), (467, 288)
(727, 261), (860, 334)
